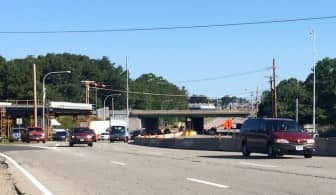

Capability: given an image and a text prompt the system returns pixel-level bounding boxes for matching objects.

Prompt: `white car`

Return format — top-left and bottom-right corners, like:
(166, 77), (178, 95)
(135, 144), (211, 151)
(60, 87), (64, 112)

(99, 132), (110, 141)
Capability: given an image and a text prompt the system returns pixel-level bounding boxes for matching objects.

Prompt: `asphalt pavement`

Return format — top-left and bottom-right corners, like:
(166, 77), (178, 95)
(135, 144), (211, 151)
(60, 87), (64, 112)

(0, 141), (336, 195)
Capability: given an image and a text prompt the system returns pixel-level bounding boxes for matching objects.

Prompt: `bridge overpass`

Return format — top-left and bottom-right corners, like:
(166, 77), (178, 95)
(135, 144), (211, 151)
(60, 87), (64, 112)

(130, 109), (251, 118)
(1, 100), (252, 136)
(129, 109), (252, 131)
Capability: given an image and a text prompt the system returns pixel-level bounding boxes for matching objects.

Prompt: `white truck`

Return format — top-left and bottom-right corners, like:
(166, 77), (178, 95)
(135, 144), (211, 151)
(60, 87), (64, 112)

(89, 119), (128, 140)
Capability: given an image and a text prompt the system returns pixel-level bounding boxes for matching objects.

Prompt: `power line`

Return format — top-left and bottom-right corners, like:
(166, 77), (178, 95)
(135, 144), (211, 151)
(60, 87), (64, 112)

(176, 67), (272, 83)
(1, 15), (336, 34)
(92, 86), (187, 97)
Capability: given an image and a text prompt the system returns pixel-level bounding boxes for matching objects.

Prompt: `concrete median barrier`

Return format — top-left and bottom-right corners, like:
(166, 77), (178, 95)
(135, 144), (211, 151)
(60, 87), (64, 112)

(134, 136), (336, 156)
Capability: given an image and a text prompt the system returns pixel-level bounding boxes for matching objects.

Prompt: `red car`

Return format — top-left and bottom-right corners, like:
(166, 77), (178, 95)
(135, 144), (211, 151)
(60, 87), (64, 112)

(240, 118), (316, 158)
(22, 127), (46, 143)
(69, 127), (94, 147)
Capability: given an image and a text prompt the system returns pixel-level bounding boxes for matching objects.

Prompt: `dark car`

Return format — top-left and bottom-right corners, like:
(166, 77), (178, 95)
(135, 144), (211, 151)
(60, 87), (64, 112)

(240, 118), (316, 158)
(69, 127), (94, 147)
(10, 127), (25, 142)
(129, 129), (142, 140)
(22, 127), (46, 143)
(109, 126), (130, 143)
(52, 131), (68, 141)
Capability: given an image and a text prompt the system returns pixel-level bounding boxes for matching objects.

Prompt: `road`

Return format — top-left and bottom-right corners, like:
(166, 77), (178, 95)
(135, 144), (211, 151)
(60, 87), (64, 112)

(1, 142), (336, 195)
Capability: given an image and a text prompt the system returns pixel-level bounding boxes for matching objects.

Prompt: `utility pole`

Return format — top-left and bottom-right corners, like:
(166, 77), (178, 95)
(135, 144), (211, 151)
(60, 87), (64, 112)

(126, 56), (129, 130)
(273, 59), (278, 118)
(269, 76), (273, 117)
(81, 80), (95, 104)
(311, 29), (317, 133)
(33, 64), (38, 127)
(296, 80), (299, 122)
(255, 87), (259, 115)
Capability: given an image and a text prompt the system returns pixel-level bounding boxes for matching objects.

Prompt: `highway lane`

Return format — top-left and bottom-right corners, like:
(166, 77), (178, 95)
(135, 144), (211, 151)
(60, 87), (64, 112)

(1, 142), (336, 195)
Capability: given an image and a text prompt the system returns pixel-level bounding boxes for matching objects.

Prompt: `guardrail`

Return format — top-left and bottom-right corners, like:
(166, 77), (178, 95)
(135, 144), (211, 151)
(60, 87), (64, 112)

(134, 136), (336, 156)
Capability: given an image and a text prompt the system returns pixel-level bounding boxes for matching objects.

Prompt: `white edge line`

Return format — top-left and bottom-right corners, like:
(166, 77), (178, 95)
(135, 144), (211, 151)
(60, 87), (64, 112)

(186, 178), (229, 188)
(239, 162), (278, 168)
(111, 161), (127, 166)
(0, 152), (54, 195)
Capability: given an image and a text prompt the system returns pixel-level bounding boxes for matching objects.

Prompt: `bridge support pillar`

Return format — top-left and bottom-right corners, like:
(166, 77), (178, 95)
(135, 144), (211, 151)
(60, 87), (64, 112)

(185, 117), (204, 134)
(142, 118), (159, 130)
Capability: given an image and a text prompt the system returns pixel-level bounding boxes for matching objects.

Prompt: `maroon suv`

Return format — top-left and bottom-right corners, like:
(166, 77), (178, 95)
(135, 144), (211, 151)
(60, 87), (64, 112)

(240, 118), (316, 158)
(69, 127), (93, 147)
(22, 127), (46, 143)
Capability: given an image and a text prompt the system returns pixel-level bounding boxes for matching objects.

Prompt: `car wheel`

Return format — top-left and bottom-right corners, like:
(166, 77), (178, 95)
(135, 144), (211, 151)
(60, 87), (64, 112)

(42, 141), (46, 144)
(88, 143), (93, 147)
(267, 144), (276, 158)
(69, 143), (73, 147)
(304, 152), (313, 158)
(242, 142), (250, 157)
(124, 137), (129, 143)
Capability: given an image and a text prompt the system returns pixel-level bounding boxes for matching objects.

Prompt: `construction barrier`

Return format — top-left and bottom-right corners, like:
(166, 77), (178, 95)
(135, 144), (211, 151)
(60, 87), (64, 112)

(134, 136), (336, 156)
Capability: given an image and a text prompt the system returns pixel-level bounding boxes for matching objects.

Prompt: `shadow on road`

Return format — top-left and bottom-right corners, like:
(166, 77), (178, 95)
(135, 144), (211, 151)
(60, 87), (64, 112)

(198, 155), (297, 160)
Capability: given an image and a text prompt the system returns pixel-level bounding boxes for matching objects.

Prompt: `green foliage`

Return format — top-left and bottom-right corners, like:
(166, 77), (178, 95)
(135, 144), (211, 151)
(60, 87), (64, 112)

(221, 95), (248, 107)
(131, 73), (188, 110)
(259, 57), (336, 127)
(0, 53), (188, 110)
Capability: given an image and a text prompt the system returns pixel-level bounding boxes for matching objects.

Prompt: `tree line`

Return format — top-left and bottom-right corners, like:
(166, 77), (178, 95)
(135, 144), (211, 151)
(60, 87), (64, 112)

(0, 53), (188, 110)
(258, 57), (336, 130)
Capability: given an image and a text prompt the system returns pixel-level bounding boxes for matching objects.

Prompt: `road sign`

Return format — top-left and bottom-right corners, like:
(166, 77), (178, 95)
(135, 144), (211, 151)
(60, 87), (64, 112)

(16, 118), (22, 125)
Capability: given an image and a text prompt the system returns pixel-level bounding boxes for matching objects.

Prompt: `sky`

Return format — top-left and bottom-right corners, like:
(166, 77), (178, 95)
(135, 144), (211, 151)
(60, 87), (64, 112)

(1, 0), (336, 99)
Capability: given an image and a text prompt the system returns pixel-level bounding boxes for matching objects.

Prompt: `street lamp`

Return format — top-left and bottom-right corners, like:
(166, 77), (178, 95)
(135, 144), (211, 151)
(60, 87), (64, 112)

(311, 30), (317, 133)
(42, 70), (71, 138)
(103, 94), (121, 120)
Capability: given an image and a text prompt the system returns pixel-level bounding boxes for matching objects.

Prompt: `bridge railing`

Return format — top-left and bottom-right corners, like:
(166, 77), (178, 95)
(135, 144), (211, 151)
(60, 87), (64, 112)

(1, 99), (42, 105)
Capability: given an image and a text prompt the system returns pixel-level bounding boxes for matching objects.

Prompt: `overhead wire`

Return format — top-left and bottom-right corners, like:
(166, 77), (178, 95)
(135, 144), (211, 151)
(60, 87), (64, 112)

(176, 66), (272, 83)
(1, 16), (336, 34)
(91, 86), (187, 97)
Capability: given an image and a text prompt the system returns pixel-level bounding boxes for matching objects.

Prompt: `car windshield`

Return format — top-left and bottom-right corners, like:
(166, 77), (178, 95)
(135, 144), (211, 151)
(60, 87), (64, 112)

(266, 120), (304, 132)
(56, 131), (67, 136)
(73, 128), (90, 133)
(110, 126), (125, 134)
(28, 128), (43, 132)
(12, 129), (22, 133)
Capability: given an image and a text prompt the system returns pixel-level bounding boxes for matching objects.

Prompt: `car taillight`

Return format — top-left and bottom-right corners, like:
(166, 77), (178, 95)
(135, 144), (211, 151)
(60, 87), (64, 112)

(71, 135), (75, 138)
(29, 133), (33, 136)
(41, 133), (45, 137)
(87, 135), (92, 139)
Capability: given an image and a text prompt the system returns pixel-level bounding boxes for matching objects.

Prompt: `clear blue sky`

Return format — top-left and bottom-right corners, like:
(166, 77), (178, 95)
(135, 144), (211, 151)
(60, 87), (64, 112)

(1, 1), (336, 99)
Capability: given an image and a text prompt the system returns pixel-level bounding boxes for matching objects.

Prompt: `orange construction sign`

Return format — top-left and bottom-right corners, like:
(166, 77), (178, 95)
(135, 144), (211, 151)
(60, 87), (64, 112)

(224, 118), (233, 130)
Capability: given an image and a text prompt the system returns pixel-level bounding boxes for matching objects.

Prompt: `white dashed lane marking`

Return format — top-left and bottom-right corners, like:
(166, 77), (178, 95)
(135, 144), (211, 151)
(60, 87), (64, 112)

(110, 161), (127, 166)
(186, 178), (229, 188)
(239, 162), (278, 168)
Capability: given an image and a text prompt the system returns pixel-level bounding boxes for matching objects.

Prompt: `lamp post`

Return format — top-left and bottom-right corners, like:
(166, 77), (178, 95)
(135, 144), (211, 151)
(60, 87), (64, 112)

(42, 70), (71, 138)
(311, 30), (317, 133)
(103, 94), (121, 120)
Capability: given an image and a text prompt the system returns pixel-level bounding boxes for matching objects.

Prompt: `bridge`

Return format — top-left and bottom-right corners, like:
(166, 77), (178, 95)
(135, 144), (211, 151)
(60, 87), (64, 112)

(129, 109), (252, 131)
(130, 109), (251, 118)
(1, 100), (252, 136)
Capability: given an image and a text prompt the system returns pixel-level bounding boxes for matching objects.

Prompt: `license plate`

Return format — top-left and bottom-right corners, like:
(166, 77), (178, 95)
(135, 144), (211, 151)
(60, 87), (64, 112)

(80, 139), (84, 142)
(296, 145), (304, 151)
